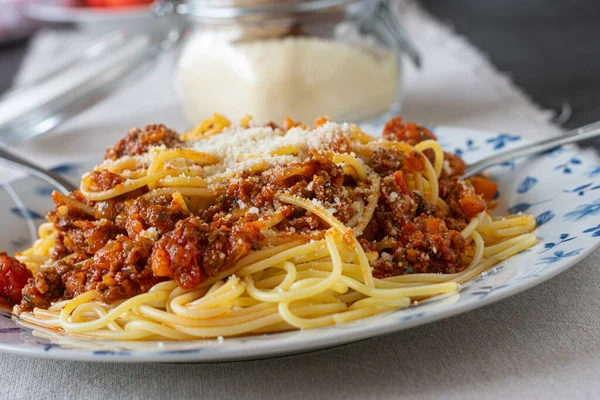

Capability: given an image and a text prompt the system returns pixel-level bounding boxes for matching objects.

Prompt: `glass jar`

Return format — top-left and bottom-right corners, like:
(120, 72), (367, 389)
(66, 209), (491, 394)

(162, 0), (419, 125)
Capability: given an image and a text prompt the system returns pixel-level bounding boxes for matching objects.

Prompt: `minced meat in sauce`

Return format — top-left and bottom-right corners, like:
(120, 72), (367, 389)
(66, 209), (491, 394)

(104, 124), (184, 160)
(8, 119), (497, 313)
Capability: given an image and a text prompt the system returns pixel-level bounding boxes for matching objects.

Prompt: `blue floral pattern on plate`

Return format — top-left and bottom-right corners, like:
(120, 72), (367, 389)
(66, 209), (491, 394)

(0, 126), (599, 362)
(516, 176), (538, 194)
(534, 210), (555, 227)
(540, 233), (575, 253)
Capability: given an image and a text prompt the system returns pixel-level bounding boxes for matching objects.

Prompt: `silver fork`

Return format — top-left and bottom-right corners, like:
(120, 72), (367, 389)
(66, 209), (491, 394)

(0, 12), (183, 146)
(1, 120), (599, 196)
(0, 27), (183, 193)
(0, 33), (159, 145)
(0, 147), (77, 194)
(463, 120), (600, 177)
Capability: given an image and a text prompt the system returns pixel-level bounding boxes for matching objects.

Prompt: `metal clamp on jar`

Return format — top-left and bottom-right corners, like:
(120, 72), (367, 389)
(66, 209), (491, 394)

(159, 0), (420, 125)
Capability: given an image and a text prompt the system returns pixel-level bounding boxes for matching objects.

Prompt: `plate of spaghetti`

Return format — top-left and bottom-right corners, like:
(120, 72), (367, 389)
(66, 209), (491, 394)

(0, 115), (599, 362)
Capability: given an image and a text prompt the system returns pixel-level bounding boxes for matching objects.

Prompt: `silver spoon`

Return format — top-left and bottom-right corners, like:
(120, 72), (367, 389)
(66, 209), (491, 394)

(1, 121), (599, 196)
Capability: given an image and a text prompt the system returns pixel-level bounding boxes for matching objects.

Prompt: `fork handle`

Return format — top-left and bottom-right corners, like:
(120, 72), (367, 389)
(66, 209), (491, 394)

(0, 147), (77, 195)
(463, 120), (600, 178)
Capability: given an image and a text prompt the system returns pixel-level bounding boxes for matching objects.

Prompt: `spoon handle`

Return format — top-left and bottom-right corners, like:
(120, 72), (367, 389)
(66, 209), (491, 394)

(0, 147), (77, 195)
(463, 121), (600, 178)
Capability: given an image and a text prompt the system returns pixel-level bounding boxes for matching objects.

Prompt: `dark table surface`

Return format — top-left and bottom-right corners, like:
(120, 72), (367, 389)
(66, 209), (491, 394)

(421, 0), (600, 131)
(2, 0), (600, 131)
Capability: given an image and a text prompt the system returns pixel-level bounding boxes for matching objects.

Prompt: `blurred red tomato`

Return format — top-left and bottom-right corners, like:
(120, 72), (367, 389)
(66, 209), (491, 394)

(82, 0), (153, 8)
(83, 0), (107, 7)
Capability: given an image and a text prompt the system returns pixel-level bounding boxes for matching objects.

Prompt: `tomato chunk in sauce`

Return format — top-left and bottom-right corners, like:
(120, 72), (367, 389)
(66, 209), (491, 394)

(0, 253), (32, 310)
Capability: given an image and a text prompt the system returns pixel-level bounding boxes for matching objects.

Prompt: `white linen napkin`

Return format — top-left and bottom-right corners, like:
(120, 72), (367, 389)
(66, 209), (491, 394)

(8, 1), (562, 170)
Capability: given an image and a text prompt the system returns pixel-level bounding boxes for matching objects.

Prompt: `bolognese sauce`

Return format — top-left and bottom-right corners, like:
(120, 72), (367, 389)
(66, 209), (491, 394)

(6, 118), (499, 315)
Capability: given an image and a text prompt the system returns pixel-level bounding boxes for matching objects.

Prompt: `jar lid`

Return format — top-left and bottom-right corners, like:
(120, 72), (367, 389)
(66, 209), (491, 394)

(180, 0), (365, 19)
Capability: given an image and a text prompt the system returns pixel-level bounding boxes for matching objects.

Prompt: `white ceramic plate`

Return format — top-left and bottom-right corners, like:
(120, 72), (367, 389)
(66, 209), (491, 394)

(1, 126), (599, 362)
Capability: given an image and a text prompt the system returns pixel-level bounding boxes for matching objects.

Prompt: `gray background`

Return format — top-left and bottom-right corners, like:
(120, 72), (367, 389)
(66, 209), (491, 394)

(1, 1), (600, 399)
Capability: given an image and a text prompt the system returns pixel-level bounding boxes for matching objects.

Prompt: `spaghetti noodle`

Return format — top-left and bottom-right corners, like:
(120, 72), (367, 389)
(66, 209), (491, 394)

(0, 116), (536, 340)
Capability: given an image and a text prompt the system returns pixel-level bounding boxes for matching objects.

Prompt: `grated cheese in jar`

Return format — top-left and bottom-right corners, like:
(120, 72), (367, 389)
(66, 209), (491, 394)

(176, 33), (401, 125)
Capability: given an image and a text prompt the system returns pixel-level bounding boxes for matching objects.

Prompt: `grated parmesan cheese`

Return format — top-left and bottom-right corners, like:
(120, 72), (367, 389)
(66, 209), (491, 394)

(381, 252), (393, 261)
(190, 122), (352, 184)
(442, 160), (451, 175)
(139, 227), (159, 241)
(310, 198), (324, 207)
(176, 34), (400, 124)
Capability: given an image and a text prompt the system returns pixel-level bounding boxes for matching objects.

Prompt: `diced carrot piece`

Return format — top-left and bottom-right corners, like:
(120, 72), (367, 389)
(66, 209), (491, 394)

(459, 195), (487, 217)
(469, 176), (498, 201)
